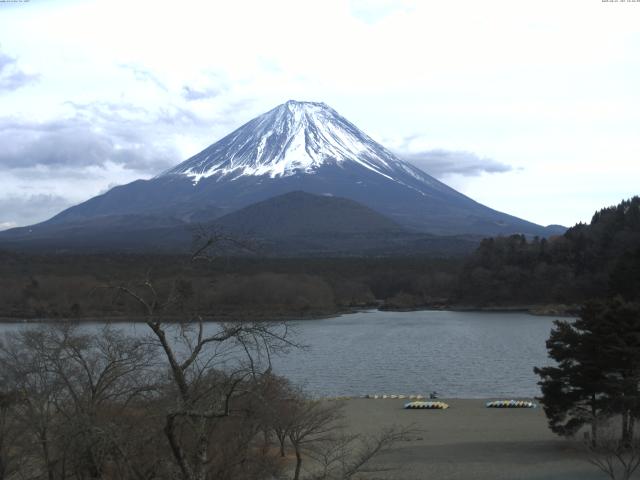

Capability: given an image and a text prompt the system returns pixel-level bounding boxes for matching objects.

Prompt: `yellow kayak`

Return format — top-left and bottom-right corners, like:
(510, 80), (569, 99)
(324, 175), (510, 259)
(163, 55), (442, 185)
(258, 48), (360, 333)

(404, 401), (449, 409)
(485, 400), (536, 408)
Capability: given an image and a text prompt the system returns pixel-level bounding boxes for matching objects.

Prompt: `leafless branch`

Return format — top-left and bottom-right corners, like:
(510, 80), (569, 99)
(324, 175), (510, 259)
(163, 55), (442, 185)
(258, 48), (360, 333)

(585, 420), (640, 480)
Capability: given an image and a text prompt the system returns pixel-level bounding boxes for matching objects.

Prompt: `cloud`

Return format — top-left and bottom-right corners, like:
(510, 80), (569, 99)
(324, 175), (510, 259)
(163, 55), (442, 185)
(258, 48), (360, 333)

(0, 80), (258, 227)
(0, 194), (73, 230)
(0, 123), (177, 172)
(0, 50), (39, 92)
(182, 85), (222, 101)
(0, 99), (210, 172)
(0, 94), (226, 227)
(98, 182), (123, 195)
(0, 221), (16, 231)
(349, 0), (414, 24)
(398, 149), (514, 178)
(0, 116), (178, 172)
(119, 63), (167, 91)
(68, 99), (206, 132)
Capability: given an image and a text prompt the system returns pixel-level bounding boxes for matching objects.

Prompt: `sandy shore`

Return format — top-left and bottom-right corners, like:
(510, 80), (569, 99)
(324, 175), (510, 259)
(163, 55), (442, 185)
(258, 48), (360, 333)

(337, 398), (601, 480)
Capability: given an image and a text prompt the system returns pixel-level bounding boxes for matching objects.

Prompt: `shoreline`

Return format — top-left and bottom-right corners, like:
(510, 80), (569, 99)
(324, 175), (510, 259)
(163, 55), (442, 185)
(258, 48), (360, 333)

(380, 303), (580, 317)
(0, 307), (360, 324)
(0, 303), (578, 324)
(321, 395), (540, 401)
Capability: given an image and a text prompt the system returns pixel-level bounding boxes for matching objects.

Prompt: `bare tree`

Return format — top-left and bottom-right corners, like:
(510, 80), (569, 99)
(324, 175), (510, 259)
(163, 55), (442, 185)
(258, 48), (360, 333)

(114, 266), (296, 480)
(0, 328), (66, 480)
(253, 373), (298, 458)
(47, 324), (159, 479)
(0, 389), (25, 480)
(287, 400), (345, 480)
(275, 393), (412, 480)
(0, 324), (160, 480)
(306, 426), (413, 480)
(190, 225), (261, 262)
(585, 419), (640, 480)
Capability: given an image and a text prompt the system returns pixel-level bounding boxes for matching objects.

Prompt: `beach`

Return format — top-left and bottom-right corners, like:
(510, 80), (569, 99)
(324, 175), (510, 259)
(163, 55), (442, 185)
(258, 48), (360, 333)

(338, 398), (601, 480)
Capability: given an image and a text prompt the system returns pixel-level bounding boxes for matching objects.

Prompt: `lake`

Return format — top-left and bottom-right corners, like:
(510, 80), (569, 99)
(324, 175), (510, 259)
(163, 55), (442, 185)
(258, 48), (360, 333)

(0, 309), (559, 398)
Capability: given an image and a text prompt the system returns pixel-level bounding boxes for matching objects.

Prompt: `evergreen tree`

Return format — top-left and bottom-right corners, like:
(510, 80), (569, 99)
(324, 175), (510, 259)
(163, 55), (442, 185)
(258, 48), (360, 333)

(584, 300), (640, 444)
(535, 299), (640, 444)
(610, 247), (640, 301)
(534, 315), (608, 443)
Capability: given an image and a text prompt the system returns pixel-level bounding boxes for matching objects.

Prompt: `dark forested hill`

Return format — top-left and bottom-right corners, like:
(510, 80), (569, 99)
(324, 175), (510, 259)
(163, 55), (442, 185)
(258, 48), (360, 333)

(213, 191), (402, 236)
(456, 196), (640, 306)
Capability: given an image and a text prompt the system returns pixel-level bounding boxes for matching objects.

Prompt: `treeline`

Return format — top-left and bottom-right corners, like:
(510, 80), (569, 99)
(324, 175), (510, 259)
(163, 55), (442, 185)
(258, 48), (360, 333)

(1, 197), (638, 320)
(0, 253), (461, 320)
(457, 196), (640, 307)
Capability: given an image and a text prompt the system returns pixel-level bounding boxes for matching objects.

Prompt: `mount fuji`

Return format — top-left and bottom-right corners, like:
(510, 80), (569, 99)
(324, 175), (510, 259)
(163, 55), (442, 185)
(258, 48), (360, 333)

(0, 100), (563, 253)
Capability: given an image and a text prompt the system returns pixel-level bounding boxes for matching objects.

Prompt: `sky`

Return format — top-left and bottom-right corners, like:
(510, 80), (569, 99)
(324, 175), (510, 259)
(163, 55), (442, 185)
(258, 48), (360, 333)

(0, 0), (639, 230)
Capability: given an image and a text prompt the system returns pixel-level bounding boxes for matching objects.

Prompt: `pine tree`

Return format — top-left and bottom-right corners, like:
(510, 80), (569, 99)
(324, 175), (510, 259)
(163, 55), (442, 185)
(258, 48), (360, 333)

(535, 299), (640, 444)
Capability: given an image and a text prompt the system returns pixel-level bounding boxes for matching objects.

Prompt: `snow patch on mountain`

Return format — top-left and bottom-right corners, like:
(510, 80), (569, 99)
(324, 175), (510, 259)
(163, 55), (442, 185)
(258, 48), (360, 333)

(161, 100), (419, 185)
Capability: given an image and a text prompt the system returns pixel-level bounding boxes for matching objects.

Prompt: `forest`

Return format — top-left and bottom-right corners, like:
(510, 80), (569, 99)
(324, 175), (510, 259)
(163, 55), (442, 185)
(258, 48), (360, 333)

(0, 196), (638, 321)
(457, 196), (640, 306)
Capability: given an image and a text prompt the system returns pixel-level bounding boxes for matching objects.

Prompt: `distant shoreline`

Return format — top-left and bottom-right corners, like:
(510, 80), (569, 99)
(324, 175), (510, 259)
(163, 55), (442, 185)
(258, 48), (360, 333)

(381, 303), (580, 317)
(0, 303), (578, 324)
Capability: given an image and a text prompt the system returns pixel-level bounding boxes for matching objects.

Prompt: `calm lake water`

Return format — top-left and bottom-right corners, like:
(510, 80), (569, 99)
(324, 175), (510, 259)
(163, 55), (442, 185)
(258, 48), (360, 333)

(0, 310), (559, 398)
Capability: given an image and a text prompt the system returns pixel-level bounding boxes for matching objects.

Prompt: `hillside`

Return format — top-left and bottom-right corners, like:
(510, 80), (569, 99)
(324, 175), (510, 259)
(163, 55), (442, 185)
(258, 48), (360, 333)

(455, 196), (640, 306)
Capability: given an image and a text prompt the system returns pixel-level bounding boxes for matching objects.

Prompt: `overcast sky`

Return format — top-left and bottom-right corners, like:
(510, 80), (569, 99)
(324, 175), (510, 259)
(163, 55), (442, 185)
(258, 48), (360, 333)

(1, 0), (639, 230)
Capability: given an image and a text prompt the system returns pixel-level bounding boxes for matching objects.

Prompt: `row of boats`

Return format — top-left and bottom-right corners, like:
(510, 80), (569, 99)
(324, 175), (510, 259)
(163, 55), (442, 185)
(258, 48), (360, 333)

(485, 400), (537, 408)
(404, 400), (537, 410)
(405, 401), (450, 409)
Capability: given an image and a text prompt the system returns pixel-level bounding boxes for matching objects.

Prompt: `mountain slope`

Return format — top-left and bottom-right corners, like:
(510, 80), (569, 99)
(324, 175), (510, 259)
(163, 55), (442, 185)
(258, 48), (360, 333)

(0, 192), (480, 256)
(211, 191), (479, 256)
(213, 191), (403, 237)
(1, 100), (562, 252)
(0, 214), (192, 252)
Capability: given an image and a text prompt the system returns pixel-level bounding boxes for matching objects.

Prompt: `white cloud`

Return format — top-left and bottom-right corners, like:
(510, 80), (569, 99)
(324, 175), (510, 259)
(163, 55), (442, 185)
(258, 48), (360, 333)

(0, 221), (17, 231)
(0, 49), (39, 92)
(399, 149), (513, 178)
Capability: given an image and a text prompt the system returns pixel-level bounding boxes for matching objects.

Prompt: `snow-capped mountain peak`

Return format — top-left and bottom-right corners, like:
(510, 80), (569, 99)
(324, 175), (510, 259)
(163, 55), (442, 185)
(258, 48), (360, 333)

(11, 100), (555, 241)
(162, 100), (413, 184)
